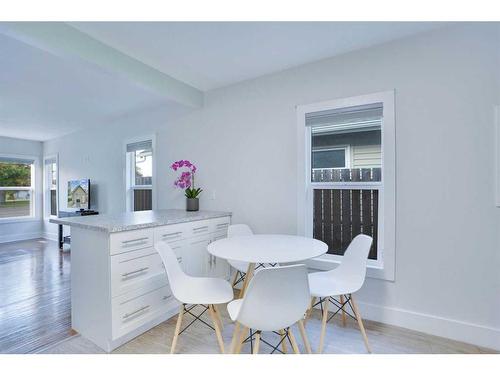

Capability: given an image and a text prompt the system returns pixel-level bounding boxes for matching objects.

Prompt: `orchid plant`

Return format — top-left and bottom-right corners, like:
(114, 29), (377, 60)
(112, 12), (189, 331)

(171, 160), (203, 199)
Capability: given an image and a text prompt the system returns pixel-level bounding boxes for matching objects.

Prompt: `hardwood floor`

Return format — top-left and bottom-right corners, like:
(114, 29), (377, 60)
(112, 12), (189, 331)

(0, 238), (74, 354)
(1, 238), (496, 355)
(41, 305), (497, 355)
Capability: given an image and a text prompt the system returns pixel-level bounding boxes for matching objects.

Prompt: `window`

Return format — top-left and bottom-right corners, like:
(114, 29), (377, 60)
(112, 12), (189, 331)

(44, 157), (58, 217)
(0, 156), (35, 219)
(126, 139), (153, 211)
(312, 146), (350, 170)
(298, 91), (395, 280)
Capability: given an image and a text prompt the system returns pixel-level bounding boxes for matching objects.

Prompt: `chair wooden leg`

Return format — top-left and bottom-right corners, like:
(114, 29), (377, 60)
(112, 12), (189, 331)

(231, 270), (239, 286)
(213, 304), (224, 331)
(236, 326), (249, 354)
(238, 263), (255, 298)
(279, 329), (288, 353)
(170, 304), (185, 354)
(287, 328), (300, 354)
(253, 331), (261, 354)
(230, 322), (241, 354)
(297, 320), (312, 354)
(318, 297), (330, 354)
(350, 295), (372, 353)
(208, 304), (225, 353)
(340, 295), (347, 327)
(304, 297), (316, 326)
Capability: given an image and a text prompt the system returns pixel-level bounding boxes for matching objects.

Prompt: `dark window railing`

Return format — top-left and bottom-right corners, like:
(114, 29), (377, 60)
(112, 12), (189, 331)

(50, 189), (57, 216)
(312, 167), (380, 260)
(134, 189), (152, 211)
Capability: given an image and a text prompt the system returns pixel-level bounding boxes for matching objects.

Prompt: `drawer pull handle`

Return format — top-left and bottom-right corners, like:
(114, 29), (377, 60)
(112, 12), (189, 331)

(193, 226), (209, 231)
(123, 305), (150, 320)
(162, 232), (182, 238)
(217, 223), (229, 227)
(122, 237), (149, 244)
(122, 267), (149, 278)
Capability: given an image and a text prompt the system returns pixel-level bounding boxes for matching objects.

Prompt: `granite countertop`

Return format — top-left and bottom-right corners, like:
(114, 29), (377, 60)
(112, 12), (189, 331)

(49, 209), (232, 233)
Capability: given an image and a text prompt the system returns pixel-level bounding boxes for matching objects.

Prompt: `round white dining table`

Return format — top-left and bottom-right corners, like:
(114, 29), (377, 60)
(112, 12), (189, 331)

(207, 234), (327, 264)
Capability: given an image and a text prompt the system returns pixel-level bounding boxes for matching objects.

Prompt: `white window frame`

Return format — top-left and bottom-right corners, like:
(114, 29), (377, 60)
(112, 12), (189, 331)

(311, 145), (351, 171)
(43, 154), (59, 218)
(0, 153), (39, 223)
(124, 135), (157, 212)
(296, 91), (396, 281)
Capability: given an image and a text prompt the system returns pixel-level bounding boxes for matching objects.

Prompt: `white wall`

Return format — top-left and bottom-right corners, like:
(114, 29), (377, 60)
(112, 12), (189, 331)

(0, 136), (43, 242)
(43, 23), (500, 350)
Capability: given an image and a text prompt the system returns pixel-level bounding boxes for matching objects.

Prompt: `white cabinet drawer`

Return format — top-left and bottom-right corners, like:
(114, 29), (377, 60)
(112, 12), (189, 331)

(190, 220), (211, 237)
(112, 285), (176, 339)
(110, 228), (154, 255)
(110, 246), (167, 297)
(211, 217), (230, 233)
(154, 223), (189, 244)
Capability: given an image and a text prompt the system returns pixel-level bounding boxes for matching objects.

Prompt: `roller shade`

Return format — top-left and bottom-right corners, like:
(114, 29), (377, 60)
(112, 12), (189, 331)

(126, 140), (152, 153)
(0, 156), (35, 165)
(307, 103), (383, 134)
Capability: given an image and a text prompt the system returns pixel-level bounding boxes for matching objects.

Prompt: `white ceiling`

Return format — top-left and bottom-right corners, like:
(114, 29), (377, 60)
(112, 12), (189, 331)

(71, 22), (447, 91)
(0, 32), (175, 141)
(0, 22), (447, 141)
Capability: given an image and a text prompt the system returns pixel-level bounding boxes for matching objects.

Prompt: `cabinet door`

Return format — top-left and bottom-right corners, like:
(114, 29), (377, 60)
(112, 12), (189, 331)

(210, 230), (230, 280)
(185, 236), (211, 277)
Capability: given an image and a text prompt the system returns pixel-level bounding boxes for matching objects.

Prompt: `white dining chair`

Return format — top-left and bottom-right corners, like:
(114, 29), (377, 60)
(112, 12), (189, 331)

(305, 234), (373, 353)
(227, 224), (254, 288)
(227, 264), (312, 354)
(155, 240), (234, 354)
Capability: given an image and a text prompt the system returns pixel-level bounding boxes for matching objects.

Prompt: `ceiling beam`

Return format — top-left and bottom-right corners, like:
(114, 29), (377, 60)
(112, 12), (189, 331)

(0, 22), (203, 108)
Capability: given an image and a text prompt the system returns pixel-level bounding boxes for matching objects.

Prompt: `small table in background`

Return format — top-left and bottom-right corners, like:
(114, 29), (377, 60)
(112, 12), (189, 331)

(56, 210), (99, 250)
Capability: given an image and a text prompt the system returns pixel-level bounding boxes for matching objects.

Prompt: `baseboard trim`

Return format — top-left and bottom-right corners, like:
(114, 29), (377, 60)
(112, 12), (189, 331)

(42, 232), (58, 242)
(339, 299), (500, 351)
(0, 231), (43, 244)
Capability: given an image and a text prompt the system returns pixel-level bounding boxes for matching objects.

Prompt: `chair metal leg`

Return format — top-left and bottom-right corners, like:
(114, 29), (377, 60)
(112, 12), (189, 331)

(297, 320), (312, 354)
(350, 295), (372, 353)
(318, 297), (330, 354)
(208, 304), (225, 353)
(170, 304), (185, 354)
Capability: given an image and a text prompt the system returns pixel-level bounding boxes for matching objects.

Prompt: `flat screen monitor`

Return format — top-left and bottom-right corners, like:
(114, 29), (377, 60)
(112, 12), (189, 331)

(67, 179), (90, 210)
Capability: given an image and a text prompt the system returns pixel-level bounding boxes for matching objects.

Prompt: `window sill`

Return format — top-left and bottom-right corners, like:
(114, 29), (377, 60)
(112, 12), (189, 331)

(0, 216), (40, 224)
(305, 253), (395, 282)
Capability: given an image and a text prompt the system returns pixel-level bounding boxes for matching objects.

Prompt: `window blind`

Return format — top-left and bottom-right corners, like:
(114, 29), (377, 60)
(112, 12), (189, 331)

(0, 156), (35, 165)
(306, 103), (383, 134)
(126, 140), (152, 153)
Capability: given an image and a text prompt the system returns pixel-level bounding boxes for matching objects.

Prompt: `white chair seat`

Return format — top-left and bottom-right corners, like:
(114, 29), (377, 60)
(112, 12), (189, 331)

(227, 298), (243, 321)
(174, 276), (234, 305)
(228, 260), (249, 273)
(308, 270), (359, 297)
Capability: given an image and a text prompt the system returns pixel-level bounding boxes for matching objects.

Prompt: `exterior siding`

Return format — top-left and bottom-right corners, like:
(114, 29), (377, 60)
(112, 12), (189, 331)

(351, 144), (381, 168)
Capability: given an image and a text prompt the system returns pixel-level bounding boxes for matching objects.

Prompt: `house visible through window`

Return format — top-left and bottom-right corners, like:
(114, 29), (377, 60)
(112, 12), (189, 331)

(126, 140), (153, 211)
(0, 157), (35, 219)
(307, 103), (383, 260)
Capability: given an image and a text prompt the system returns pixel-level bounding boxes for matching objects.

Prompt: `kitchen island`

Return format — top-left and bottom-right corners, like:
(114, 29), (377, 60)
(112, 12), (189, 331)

(50, 209), (231, 352)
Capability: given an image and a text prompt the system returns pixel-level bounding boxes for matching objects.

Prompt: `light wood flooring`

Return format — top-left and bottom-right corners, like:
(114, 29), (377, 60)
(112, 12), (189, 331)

(0, 238), (496, 354)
